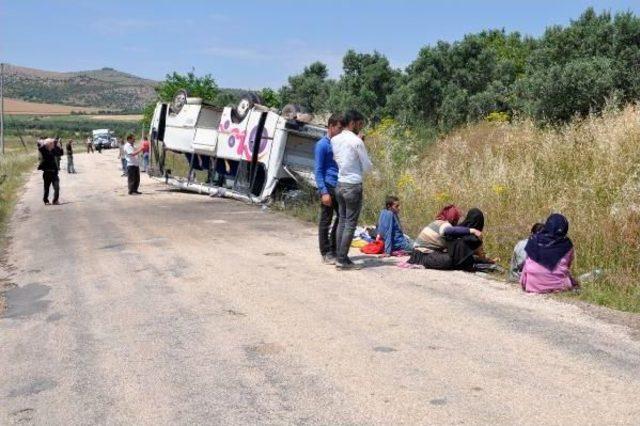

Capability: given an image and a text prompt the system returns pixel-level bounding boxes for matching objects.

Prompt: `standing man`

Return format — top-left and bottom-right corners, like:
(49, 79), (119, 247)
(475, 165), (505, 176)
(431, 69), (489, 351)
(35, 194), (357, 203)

(65, 139), (76, 174)
(140, 134), (150, 173)
(86, 136), (94, 153)
(331, 110), (372, 270)
(38, 138), (63, 205)
(314, 113), (343, 264)
(124, 134), (143, 195)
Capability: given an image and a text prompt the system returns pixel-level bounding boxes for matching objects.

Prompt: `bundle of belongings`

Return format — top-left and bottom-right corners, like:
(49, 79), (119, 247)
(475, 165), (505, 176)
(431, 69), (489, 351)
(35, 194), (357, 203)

(354, 226), (412, 256)
(351, 226), (376, 249)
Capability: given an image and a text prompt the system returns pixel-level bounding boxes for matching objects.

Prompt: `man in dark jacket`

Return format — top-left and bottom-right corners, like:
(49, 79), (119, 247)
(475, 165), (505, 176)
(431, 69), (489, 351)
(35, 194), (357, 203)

(38, 139), (63, 205)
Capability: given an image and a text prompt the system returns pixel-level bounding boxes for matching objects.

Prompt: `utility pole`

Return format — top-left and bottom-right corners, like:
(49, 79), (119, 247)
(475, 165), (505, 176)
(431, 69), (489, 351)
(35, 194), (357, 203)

(1, 63), (4, 155)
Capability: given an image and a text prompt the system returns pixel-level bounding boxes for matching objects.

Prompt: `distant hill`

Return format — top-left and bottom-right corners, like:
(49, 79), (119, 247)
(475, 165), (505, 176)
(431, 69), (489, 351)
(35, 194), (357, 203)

(3, 64), (158, 113)
(3, 64), (251, 113)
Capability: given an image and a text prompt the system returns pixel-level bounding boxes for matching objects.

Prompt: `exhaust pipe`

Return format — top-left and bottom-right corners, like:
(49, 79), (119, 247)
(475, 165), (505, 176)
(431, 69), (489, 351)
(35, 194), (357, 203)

(152, 176), (262, 204)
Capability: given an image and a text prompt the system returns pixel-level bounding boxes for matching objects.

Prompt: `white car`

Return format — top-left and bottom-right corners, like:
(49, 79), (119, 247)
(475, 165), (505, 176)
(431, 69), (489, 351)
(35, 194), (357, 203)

(92, 129), (115, 149)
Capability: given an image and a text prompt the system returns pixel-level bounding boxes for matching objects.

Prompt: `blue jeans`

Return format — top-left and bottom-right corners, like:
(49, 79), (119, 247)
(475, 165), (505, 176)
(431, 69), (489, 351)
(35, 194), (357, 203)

(335, 182), (363, 263)
(142, 153), (149, 172)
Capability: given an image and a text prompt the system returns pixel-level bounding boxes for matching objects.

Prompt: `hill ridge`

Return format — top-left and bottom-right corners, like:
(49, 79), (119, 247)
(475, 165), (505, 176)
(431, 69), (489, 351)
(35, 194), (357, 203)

(3, 63), (158, 112)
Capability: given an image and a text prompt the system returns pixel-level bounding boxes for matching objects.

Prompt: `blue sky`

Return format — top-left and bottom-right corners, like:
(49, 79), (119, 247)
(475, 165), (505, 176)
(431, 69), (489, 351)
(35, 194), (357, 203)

(1, 0), (639, 89)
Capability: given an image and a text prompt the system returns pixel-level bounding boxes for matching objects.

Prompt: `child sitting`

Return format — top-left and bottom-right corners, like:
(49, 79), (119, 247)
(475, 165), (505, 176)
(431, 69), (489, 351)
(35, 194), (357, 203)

(509, 222), (544, 281)
(376, 196), (413, 256)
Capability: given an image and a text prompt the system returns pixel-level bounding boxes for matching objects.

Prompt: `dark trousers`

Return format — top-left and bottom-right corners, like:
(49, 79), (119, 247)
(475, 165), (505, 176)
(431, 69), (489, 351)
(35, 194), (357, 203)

(408, 250), (452, 270)
(127, 166), (140, 194)
(335, 182), (363, 263)
(42, 171), (60, 203)
(318, 186), (339, 257)
(66, 155), (75, 173)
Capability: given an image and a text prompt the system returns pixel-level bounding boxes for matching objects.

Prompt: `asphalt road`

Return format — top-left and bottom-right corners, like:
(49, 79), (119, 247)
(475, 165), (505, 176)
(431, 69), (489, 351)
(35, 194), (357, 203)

(1, 150), (640, 425)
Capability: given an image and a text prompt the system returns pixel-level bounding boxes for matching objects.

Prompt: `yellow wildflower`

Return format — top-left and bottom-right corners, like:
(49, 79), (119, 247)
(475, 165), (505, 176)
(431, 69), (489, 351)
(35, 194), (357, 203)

(492, 184), (507, 196)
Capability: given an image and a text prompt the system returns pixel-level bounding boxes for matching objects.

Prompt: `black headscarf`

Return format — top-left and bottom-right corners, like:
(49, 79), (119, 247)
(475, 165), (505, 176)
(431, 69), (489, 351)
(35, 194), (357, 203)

(524, 214), (573, 271)
(446, 208), (485, 270)
(460, 208), (485, 231)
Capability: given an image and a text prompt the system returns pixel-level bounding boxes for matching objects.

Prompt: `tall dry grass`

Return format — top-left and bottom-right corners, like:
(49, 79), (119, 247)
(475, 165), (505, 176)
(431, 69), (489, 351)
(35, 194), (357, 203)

(0, 138), (37, 243)
(362, 106), (640, 312)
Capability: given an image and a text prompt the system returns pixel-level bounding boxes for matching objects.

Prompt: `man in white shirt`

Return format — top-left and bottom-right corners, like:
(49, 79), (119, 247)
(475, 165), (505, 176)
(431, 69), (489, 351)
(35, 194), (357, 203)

(124, 134), (143, 195)
(331, 110), (372, 270)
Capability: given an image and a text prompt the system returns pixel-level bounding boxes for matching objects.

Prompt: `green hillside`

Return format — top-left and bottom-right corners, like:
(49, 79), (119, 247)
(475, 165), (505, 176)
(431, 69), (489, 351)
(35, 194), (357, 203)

(3, 64), (158, 113)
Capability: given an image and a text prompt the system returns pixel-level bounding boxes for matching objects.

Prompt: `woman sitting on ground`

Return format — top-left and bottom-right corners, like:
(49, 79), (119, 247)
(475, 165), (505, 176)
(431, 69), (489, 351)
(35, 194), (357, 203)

(520, 214), (577, 293)
(376, 196), (413, 256)
(445, 208), (496, 271)
(508, 222), (545, 282)
(408, 205), (482, 269)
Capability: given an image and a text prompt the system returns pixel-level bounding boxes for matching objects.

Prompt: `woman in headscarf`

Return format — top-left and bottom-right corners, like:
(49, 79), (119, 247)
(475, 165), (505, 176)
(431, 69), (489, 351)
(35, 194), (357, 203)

(408, 205), (483, 269)
(445, 208), (492, 271)
(520, 214), (577, 293)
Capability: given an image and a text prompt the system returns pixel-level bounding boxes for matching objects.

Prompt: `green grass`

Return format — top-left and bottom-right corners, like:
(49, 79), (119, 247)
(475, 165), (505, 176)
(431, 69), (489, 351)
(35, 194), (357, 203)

(4, 115), (143, 139)
(0, 137), (37, 246)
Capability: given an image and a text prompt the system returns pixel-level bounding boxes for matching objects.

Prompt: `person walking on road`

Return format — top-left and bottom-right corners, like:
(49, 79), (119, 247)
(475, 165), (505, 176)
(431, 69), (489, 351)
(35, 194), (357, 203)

(331, 110), (372, 270)
(86, 137), (94, 153)
(124, 134), (143, 195)
(38, 138), (63, 205)
(314, 113), (343, 265)
(65, 139), (76, 174)
(140, 135), (151, 173)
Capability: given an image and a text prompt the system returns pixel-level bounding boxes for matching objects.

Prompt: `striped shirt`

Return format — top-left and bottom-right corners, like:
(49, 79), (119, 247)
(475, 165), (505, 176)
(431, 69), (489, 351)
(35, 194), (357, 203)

(414, 220), (452, 253)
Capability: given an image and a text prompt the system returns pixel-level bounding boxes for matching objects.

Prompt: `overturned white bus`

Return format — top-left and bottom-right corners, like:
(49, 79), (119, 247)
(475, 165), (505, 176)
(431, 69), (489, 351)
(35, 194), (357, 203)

(148, 91), (324, 203)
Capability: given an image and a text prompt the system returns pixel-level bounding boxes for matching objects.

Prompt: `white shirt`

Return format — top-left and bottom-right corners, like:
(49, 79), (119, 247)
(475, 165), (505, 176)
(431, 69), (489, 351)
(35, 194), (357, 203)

(330, 130), (372, 184)
(124, 142), (139, 167)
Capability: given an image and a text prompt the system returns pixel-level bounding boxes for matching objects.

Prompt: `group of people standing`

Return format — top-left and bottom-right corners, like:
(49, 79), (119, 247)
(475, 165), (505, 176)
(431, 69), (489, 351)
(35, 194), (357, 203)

(37, 133), (151, 204)
(314, 112), (578, 293)
(315, 110), (372, 270)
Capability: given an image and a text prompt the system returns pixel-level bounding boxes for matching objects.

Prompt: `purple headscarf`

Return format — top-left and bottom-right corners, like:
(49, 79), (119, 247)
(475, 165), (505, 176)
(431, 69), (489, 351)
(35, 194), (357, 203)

(524, 214), (573, 271)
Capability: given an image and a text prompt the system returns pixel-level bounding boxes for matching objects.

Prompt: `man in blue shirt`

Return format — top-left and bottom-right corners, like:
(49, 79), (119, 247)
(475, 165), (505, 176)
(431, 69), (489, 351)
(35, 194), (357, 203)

(314, 113), (343, 264)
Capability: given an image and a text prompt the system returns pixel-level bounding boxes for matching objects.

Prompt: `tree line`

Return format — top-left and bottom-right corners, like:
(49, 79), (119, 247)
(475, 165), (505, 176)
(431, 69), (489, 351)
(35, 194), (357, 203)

(149, 8), (640, 131)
